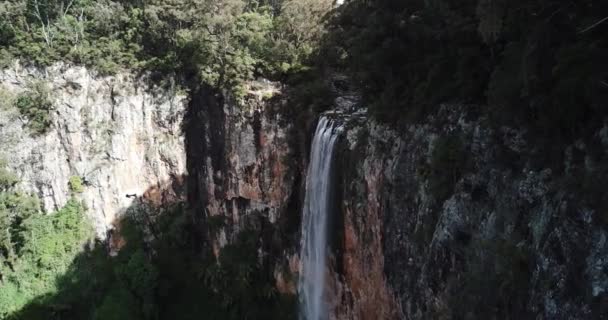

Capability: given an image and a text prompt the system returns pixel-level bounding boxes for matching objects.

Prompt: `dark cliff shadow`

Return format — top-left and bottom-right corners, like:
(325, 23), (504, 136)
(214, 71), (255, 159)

(7, 176), (296, 320)
(182, 82), (309, 260)
(182, 83), (226, 247)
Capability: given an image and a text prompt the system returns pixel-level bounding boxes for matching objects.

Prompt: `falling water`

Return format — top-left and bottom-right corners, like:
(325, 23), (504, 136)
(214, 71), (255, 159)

(298, 117), (342, 320)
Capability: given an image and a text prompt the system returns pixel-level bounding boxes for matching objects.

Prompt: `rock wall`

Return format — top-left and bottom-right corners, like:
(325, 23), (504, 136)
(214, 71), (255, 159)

(184, 83), (305, 275)
(2, 62), (605, 319)
(0, 63), (187, 238)
(329, 106), (608, 319)
(180, 85), (608, 319)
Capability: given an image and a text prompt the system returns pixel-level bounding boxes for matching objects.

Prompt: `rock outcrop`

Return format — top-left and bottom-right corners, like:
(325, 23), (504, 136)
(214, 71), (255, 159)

(0, 63), (186, 237)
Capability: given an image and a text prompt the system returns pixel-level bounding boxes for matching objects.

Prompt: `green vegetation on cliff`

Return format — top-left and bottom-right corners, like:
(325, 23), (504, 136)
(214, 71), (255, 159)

(324, 0), (608, 137)
(0, 0), (332, 94)
(0, 162), (92, 318)
(13, 81), (54, 135)
(0, 161), (295, 319)
(3, 0), (606, 133)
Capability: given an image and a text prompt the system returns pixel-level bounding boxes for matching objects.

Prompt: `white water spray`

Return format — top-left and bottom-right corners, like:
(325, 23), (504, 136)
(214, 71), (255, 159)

(298, 117), (342, 320)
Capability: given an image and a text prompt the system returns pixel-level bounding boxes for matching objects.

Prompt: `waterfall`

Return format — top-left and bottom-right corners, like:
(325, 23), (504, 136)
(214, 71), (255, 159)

(298, 117), (342, 320)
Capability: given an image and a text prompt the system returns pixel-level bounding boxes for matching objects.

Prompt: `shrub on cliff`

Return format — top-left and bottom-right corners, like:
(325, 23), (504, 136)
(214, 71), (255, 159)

(68, 176), (84, 193)
(0, 160), (18, 192)
(14, 82), (54, 135)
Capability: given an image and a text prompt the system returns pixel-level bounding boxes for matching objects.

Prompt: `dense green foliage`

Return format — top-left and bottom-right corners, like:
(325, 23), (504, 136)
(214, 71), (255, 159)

(0, 0), (332, 93)
(325, 0), (608, 137)
(6, 201), (295, 320)
(0, 162), (92, 318)
(1, 158), (295, 319)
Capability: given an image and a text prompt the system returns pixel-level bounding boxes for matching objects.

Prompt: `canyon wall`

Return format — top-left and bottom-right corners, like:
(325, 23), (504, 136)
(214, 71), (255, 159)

(0, 63), (187, 238)
(184, 86), (607, 319)
(184, 83), (307, 292)
(2, 63), (606, 319)
(329, 106), (608, 319)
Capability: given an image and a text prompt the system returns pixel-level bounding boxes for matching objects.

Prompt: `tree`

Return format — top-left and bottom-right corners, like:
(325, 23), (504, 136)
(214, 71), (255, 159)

(270, 0), (333, 73)
(26, 0), (80, 46)
(0, 162), (90, 317)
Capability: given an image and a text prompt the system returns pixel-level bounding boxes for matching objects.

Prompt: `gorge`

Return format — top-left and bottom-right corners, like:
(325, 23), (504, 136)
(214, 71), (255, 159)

(1, 1), (607, 319)
(2, 62), (606, 319)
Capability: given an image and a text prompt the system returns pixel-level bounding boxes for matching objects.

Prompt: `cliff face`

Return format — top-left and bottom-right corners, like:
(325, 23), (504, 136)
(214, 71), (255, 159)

(184, 86), (608, 319)
(329, 106), (608, 319)
(185, 83), (305, 291)
(2, 63), (606, 319)
(0, 63), (186, 238)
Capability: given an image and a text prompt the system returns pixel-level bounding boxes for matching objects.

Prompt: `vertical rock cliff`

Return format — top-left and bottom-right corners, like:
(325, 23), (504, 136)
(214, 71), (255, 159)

(328, 106), (608, 319)
(0, 63), (187, 238)
(184, 82), (306, 293)
(2, 63), (605, 319)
